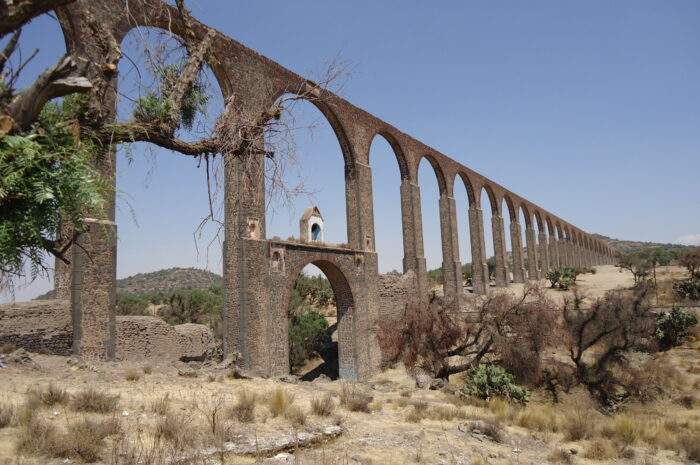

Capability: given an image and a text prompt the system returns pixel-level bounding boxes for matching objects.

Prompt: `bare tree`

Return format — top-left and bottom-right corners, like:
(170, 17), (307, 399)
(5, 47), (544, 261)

(377, 284), (559, 381)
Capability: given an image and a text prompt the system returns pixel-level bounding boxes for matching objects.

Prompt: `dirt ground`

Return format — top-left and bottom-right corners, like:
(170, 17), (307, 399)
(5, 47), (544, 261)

(0, 266), (698, 465)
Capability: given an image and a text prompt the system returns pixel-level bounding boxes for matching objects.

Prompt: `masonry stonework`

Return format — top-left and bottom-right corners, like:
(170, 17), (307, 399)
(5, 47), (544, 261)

(46, 0), (616, 378)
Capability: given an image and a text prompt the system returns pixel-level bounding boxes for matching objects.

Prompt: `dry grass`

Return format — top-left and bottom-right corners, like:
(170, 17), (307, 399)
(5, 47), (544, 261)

(311, 393), (335, 417)
(0, 343), (16, 354)
(516, 404), (559, 432)
(285, 404), (307, 426)
(15, 416), (121, 462)
(677, 431), (700, 462)
(71, 387), (119, 413)
(600, 415), (642, 446)
(149, 394), (171, 416)
(229, 389), (257, 423)
(28, 383), (69, 407)
(584, 437), (619, 460)
(547, 448), (574, 464)
(267, 387), (294, 417)
(562, 409), (595, 441)
(0, 401), (14, 428)
(339, 383), (373, 413)
(143, 365), (153, 374)
(125, 367), (142, 382)
(487, 397), (516, 422)
(154, 411), (196, 451)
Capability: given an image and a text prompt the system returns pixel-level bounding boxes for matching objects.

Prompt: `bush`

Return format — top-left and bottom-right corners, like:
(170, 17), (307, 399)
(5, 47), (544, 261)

(310, 393), (334, 417)
(462, 364), (530, 403)
(546, 268), (580, 290)
(267, 387), (294, 417)
(546, 270), (561, 288)
(562, 286), (656, 406)
(672, 278), (700, 301)
(284, 405), (307, 426)
(71, 387), (119, 413)
(229, 390), (256, 423)
(655, 307), (697, 350)
(28, 384), (69, 407)
(0, 402), (14, 429)
(125, 368), (142, 382)
(339, 383), (373, 412)
(288, 310), (329, 369)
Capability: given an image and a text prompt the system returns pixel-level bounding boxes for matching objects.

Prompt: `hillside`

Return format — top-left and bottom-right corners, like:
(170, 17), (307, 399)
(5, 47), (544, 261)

(36, 267), (222, 300)
(593, 234), (694, 256)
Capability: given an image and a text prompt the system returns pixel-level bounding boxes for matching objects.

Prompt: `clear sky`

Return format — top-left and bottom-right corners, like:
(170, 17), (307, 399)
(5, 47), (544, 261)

(4, 1), (700, 301)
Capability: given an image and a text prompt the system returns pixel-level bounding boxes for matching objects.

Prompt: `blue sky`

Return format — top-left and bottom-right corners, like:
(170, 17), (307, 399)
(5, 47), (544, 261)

(5, 1), (700, 301)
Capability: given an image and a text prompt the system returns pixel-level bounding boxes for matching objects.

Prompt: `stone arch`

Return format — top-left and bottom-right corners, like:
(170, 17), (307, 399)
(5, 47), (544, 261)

(416, 154), (448, 195)
(519, 203), (533, 229)
(534, 210), (545, 233)
(369, 132), (408, 273)
(285, 259), (357, 380)
(271, 91), (356, 176)
(370, 131), (410, 181)
(481, 183), (500, 214)
(455, 172), (478, 207)
(502, 194), (517, 222)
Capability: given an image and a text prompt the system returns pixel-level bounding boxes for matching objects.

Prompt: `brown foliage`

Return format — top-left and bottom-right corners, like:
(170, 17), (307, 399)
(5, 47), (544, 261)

(562, 285), (657, 406)
(678, 247), (700, 278)
(377, 285), (559, 381)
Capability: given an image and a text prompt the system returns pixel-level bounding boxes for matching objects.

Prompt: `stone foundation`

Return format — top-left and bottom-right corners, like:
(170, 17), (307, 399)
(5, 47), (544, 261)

(0, 300), (217, 362)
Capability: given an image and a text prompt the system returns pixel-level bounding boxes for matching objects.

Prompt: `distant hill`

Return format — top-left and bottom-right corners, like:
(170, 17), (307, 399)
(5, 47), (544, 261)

(593, 234), (694, 256)
(36, 267), (222, 299)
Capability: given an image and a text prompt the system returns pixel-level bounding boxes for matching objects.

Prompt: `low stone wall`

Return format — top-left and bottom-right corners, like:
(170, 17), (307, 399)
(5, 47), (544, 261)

(377, 270), (416, 321)
(0, 300), (72, 355)
(116, 316), (217, 361)
(0, 300), (217, 361)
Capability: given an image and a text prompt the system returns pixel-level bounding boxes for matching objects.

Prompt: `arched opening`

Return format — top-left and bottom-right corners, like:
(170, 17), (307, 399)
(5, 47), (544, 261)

(311, 223), (322, 241)
(501, 197), (516, 282)
(418, 156), (446, 288)
(480, 186), (498, 284)
(518, 205), (530, 278)
(264, 95), (348, 246)
(454, 175), (473, 289)
(369, 134), (406, 273)
(287, 262), (355, 381)
(113, 26), (226, 337)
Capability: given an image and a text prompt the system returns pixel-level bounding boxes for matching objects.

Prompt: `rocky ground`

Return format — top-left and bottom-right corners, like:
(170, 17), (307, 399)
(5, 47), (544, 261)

(0, 266), (698, 465)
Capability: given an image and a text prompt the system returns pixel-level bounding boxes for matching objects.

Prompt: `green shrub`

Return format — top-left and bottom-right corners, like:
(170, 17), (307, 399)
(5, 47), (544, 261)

(547, 267), (580, 290)
(546, 270), (561, 288)
(655, 307), (698, 350)
(288, 310), (329, 369)
(673, 278), (700, 301)
(462, 364), (530, 403)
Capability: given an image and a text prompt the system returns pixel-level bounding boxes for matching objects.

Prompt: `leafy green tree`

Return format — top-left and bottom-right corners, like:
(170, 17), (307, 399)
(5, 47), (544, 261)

(1, 96), (107, 287)
(678, 247), (700, 279)
(617, 252), (652, 287)
(288, 310), (329, 369)
(655, 307), (698, 351)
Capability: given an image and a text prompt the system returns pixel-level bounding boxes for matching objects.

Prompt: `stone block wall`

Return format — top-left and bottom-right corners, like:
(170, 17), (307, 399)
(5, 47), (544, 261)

(0, 300), (72, 355)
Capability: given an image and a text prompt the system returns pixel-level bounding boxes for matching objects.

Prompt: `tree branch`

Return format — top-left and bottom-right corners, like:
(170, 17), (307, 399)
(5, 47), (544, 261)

(0, 29), (21, 75)
(0, 0), (74, 37)
(4, 55), (92, 131)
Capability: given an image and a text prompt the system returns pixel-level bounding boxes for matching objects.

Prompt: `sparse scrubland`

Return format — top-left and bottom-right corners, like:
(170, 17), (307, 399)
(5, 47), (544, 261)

(1, 265), (699, 465)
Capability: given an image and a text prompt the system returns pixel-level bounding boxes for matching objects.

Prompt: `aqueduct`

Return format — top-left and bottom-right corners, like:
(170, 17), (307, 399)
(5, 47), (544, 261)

(51, 0), (615, 380)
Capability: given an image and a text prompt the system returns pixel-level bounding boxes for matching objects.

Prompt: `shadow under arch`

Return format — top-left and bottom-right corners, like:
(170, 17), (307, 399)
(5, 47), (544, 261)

(286, 259), (356, 381)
